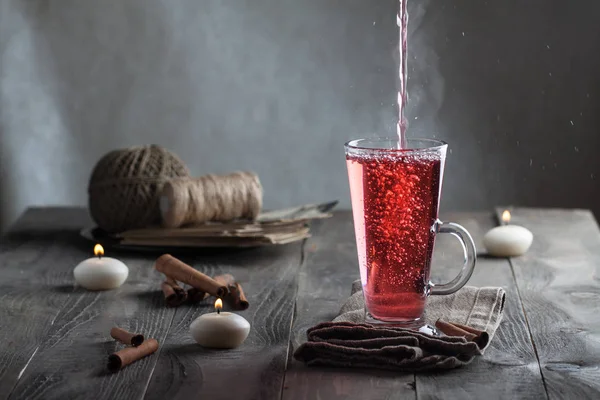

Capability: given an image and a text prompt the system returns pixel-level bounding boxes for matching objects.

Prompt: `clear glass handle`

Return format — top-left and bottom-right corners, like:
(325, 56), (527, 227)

(430, 220), (477, 295)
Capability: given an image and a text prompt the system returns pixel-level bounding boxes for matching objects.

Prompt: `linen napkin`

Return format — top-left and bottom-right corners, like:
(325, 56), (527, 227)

(294, 280), (505, 372)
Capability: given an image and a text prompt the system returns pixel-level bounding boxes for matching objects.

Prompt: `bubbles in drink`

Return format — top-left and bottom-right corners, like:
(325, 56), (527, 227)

(346, 150), (442, 321)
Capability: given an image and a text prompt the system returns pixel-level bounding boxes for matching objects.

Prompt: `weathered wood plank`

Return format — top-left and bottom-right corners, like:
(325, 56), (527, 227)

(416, 212), (547, 400)
(496, 208), (600, 399)
(283, 213), (417, 400)
(8, 256), (176, 400)
(144, 244), (304, 400)
(2, 209), (179, 400)
(0, 208), (93, 398)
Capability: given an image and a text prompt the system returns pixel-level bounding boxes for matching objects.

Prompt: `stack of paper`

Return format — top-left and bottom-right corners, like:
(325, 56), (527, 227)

(113, 201), (337, 248)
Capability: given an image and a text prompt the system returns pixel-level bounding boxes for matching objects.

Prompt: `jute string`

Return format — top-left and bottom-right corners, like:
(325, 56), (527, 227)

(160, 172), (263, 228)
(88, 145), (190, 232)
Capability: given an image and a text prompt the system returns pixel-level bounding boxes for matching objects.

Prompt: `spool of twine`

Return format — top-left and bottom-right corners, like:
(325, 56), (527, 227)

(160, 172), (263, 228)
(88, 145), (190, 233)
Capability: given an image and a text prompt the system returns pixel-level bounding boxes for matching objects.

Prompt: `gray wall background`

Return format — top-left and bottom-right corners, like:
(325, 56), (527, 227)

(1, 0), (599, 231)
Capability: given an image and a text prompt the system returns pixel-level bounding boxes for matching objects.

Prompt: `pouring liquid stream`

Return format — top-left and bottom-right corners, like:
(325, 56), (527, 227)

(397, 0), (408, 149)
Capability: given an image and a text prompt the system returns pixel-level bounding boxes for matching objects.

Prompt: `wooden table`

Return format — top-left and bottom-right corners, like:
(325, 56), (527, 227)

(1, 207), (599, 399)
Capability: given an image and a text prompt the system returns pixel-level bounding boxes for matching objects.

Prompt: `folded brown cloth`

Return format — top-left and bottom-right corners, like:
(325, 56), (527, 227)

(294, 280), (506, 372)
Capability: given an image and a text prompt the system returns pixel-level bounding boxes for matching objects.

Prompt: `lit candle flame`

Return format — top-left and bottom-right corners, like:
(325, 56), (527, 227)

(94, 244), (104, 258)
(215, 298), (223, 314)
(502, 210), (511, 225)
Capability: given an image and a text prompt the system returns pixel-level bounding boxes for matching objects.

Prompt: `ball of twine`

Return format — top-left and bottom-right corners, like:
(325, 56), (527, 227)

(88, 145), (190, 233)
(160, 172), (263, 228)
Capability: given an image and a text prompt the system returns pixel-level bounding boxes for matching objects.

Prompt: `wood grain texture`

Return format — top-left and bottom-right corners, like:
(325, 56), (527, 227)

(0, 208), (92, 399)
(283, 213), (417, 400)
(144, 244), (304, 400)
(496, 208), (600, 399)
(8, 255), (175, 400)
(1, 208), (179, 400)
(416, 212), (547, 400)
(4, 207), (596, 399)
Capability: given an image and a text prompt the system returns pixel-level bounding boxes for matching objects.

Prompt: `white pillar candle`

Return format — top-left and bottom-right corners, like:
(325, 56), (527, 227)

(190, 298), (250, 349)
(73, 244), (129, 290)
(483, 211), (533, 257)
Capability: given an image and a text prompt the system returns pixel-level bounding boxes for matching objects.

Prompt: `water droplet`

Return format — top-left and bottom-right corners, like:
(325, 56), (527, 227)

(529, 159), (533, 167)
(373, 21), (376, 26)
(517, 140), (520, 146)
(462, 32), (465, 36)
(549, 72), (552, 77)
(592, 173), (596, 180)
(542, 165), (546, 170)
(414, 116), (418, 120)
(574, 147), (580, 152)
(570, 120), (574, 126)
(546, 44), (551, 49)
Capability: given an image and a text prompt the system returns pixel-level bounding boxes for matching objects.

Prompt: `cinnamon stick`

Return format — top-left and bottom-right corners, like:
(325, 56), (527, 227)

(435, 319), (489, 347)
(165, 276), (179, 287)
(161, 280), (187, 307)
(108, 338), (159, 372)
(225, 282), (249, 310)
(110, 327), (144, 347)
(450, 322), (490, 348)
(187, 287), (207, 304)
(213, 274), (236, 288)
(187, 274), (234, 304)
(435, 319), (477, 341)
(155, 254), (227, 297)
(212, 274), (249, 310)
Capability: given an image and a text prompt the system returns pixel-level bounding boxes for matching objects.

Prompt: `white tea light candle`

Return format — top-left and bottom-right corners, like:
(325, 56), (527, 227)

(190, 298), (250, 349)
(73, 244), (129, 290)
(483, 211), (533, 257)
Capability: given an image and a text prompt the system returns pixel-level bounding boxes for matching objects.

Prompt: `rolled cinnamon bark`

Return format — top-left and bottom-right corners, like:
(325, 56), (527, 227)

(161, 281), (187, 307)
(450, 322), (490, 348)
(187, 274), (233, 304)
(213, 274), (235, 288)
(187, 287), (207, 304)
(435, 320), (477, 342)
(108, 338), (159, 372)
(155, 254), (227, 297)
(110, 327), (144, 347)
(226, 282), (249, 310)
(165, 276), (180, 287)
(212, 274), (249, 310)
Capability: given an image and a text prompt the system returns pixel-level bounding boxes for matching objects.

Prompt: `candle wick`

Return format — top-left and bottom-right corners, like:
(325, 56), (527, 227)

(217, 308), (221, 315)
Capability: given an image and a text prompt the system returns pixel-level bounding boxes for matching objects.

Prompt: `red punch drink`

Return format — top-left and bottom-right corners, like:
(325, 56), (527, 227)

(345, 138), (476, 325)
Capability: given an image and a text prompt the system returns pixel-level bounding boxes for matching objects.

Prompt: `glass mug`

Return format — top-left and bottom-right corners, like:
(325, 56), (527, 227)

(345, 137), (476, 324)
